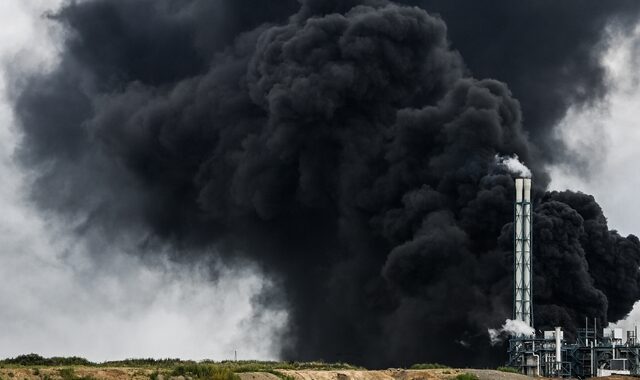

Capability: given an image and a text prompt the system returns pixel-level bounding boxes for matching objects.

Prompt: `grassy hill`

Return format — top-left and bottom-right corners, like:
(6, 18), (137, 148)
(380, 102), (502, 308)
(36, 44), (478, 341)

(0, 355), (541, 380)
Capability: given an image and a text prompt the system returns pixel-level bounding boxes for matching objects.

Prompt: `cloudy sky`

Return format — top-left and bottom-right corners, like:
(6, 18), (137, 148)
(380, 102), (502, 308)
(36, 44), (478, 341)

(546, 21), (640, 333)
(0, 0), (285, 361)
(549, 23), (640, 238)
(2, 0), (640, 362)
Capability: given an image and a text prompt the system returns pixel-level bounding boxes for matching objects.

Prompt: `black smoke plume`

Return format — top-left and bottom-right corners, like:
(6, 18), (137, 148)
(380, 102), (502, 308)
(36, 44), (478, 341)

(11, 0), (640, 368)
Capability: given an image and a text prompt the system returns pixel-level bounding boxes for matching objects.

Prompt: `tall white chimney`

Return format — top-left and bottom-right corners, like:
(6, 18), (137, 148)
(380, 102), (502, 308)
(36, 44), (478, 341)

(514, 178), (533, 334)
(555, 327), (562, 371)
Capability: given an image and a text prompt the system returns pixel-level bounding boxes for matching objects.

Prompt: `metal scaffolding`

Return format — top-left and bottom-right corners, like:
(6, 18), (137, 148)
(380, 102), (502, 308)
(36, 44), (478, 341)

(507, 178), (640, 378)
(513, 178), (532, 329)
(508, 322), (640, 378)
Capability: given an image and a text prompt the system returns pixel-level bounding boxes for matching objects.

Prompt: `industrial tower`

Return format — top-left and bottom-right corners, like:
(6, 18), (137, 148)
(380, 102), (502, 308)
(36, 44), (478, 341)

(508, 177), (640, 378)
(513, 178), (533, 331)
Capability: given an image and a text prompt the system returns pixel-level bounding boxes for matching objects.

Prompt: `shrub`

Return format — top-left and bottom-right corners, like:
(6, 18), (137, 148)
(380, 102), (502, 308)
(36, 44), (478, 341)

(59, 368), (75, 380)
(57, 368), (95, 380)
(1, 355), (91, 367)
(0, 356), (361, 377)
(496, 366), (519, 374)
(171, 365), (239, 380)
(103, 359), (184, 368)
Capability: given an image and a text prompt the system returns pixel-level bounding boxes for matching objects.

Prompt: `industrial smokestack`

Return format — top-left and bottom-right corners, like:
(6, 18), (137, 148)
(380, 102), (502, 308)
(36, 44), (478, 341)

(523, 178), (532, 328)
(555, 326), (562, 371)
(514, 178), (533, 334)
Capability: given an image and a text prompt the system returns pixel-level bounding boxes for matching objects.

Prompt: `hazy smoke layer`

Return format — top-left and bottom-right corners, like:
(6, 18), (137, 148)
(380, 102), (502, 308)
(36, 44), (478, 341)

(11, 0), (640, 368)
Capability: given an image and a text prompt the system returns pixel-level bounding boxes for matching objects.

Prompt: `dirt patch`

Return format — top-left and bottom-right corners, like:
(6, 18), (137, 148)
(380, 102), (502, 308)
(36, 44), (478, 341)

(237, 373), (281, 380)
(0, 367), (153, 380)
(0, 368), (555, 380)
(279, 369), (536, 380)
(280, 370), (394, 380)
(463, 369), (534, 380)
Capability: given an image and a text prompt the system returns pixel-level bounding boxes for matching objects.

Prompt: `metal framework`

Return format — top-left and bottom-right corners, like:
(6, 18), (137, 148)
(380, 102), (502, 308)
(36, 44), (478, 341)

(513, 178), (532, 329)
(509, 323), (640, 378)
(507, 178), (640, 378)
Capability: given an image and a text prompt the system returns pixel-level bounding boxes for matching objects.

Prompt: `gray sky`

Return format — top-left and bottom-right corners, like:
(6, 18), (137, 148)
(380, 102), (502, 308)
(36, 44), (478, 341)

(549, 23), (640, 238)
(547, 23), (640, 331)
(2, 0), (640, 360)
(0, 0), (285, 361)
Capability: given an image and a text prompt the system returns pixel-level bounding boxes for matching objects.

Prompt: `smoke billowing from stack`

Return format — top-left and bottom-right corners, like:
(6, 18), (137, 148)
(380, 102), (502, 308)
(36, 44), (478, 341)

(11, 0), (640, 368)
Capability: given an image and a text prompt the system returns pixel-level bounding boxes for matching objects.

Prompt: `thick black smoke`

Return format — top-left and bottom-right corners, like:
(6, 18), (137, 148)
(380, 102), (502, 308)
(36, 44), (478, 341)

(11, 0), (640, 368)
(407, 0), (640, 166)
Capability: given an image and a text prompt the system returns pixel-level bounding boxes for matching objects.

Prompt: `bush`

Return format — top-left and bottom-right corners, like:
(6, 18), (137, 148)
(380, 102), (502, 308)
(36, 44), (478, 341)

(455, 374), (479, 380)
(103, 359), (184, 368)
(59, 368), (75, 380)
(171, 365), (239, 380)
(410, 363), (450, 370)
(58, 368), (95, 380)
(1, 354), (92, 367)
(496, 366), (519, 374)
(0, 355), (360, 379)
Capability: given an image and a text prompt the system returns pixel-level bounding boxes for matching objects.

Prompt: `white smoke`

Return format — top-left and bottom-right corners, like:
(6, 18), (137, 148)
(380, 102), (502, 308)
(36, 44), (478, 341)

(488, 319), (535, 345)
(495, 154), (532, 178)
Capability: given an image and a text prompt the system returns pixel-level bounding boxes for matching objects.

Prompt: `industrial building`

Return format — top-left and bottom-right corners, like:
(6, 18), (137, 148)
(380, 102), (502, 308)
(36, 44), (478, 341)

(507, 178), (640, 378)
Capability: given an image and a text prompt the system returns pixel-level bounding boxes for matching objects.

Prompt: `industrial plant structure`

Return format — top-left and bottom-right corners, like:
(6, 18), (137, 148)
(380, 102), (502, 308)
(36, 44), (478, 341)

(507, 177), (640, 378)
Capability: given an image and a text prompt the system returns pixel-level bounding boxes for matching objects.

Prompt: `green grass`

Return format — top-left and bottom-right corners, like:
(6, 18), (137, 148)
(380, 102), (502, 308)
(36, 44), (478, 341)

(166, 362), (357, 380)
(454, 374), (479, 380)
(0, 355), (360, 380)
(0, 354), (469, 380)
(409, 363), (450, 370)
(0, 355), (360, 372)
(57, 368), (95, 380)
(102, 359), (184, 368)
(58, 368), (76, 380)
(496, 366), (519, 374)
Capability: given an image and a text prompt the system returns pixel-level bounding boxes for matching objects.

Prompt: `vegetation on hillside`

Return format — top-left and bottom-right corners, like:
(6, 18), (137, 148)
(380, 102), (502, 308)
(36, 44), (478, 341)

(0, 355), (360, 372)
(58, 368), (96, 380)
(1, 355), (92, 367)
(496, 366), (519, 374)
(454, 374), (479, 380)
(0, 354), (364, 380)
(168, 365), (238, 380)
(0, 354), (485, 380)
(409, 363), (450, 370)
